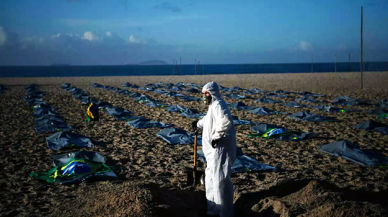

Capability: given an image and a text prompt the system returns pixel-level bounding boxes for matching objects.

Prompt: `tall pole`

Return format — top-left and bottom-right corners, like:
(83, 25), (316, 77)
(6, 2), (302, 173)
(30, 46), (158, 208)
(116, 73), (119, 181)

(175, 59), (178, 76)
(348, 53), (350, 72)
(173, 59), (175, 75)
(194, 59), (197, 75)
(311, 54), (313, 73)
(180, 56), (182, 75)
(335, 53), (337, 72)
(361, 6), (364, 89)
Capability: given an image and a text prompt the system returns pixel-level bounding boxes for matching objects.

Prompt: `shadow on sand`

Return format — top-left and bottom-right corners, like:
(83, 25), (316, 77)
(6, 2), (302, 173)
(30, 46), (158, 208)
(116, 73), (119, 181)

(147, 183), (207, 217)
(143, 178), (388, 217)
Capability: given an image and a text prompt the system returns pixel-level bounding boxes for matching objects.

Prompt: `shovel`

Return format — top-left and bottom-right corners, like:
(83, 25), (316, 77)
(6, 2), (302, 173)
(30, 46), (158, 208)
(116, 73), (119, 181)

(186, 130), (205, 186)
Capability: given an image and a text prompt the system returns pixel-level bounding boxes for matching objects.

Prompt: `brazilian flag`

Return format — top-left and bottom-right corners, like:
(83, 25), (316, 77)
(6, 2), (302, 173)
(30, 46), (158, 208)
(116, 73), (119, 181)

(30, 159), (113, 184)
(248, 128), (296, 139)
(378, 113), (388, 120)
(86, 102), (99, 122)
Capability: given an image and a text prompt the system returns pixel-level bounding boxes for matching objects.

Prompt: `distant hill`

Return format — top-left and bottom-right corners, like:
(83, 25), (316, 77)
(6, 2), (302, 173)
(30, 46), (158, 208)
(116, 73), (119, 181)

(138, 60), (167, 65)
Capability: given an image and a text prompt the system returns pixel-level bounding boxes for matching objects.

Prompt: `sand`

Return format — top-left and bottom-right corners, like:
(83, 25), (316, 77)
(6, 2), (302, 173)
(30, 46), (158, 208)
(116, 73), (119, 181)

(1, 72), (388, 216)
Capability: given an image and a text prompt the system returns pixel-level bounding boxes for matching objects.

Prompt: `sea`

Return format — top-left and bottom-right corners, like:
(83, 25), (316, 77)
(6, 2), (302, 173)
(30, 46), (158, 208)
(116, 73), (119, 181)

(0, 62), (387, 77)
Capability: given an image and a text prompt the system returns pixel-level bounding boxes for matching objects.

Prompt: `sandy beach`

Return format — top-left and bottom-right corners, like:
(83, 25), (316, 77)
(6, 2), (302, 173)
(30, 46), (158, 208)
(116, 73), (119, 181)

(1, 72), (388, 216)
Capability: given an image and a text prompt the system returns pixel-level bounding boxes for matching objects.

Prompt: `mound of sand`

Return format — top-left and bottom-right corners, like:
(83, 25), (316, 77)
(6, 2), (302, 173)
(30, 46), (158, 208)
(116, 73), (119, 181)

(243, 180), (388, 217)
(50, 181), (153, 217)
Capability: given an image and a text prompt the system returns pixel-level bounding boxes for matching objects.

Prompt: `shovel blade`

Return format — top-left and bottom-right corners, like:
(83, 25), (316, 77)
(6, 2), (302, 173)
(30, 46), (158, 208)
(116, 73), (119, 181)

(186, 168), (205, 187)
(186, 169), (195, 187)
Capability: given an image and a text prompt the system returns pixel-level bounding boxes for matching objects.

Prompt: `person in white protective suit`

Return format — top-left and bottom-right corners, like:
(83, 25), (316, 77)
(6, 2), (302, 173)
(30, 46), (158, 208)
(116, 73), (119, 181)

(191, 81), (236, 217)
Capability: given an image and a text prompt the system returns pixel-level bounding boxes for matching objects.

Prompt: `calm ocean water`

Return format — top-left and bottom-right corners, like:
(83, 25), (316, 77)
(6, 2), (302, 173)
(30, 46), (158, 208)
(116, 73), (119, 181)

(0, 62), (387, 77)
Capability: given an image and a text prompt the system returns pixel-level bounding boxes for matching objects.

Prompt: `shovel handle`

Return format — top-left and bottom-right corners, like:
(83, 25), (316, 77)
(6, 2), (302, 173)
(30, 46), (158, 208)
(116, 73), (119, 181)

(193, 132), (198, 168)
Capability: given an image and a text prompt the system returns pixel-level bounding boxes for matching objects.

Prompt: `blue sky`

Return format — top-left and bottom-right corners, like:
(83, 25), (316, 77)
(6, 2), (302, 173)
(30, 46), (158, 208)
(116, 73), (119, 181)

(0, 0), (387, 65)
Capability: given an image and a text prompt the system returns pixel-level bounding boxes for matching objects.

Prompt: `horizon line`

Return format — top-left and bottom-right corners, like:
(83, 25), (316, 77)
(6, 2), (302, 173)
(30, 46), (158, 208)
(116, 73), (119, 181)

(0, 61), (387, 67)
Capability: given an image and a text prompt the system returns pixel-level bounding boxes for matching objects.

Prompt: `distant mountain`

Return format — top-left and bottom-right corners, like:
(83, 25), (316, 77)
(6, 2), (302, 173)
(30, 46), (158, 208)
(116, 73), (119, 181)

(138, 60), (167, 65)
(50, 63), (71, 66)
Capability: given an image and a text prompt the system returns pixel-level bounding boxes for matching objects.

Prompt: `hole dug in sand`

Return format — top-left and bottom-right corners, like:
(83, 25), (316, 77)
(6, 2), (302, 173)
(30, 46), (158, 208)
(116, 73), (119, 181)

(235, 180), (388, 217)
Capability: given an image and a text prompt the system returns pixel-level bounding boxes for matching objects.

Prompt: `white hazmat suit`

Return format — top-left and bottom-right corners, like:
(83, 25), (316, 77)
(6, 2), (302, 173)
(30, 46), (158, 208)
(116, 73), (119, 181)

(197, 81), (237, 217)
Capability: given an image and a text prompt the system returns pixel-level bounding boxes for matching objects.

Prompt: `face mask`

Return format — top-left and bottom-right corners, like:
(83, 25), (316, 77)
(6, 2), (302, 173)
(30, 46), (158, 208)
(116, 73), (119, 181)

(203, 94), (212, 105)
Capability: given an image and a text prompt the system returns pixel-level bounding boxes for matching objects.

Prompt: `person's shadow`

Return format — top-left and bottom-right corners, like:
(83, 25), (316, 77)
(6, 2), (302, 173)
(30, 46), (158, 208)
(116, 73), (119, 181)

(147, 183), (207, 217)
